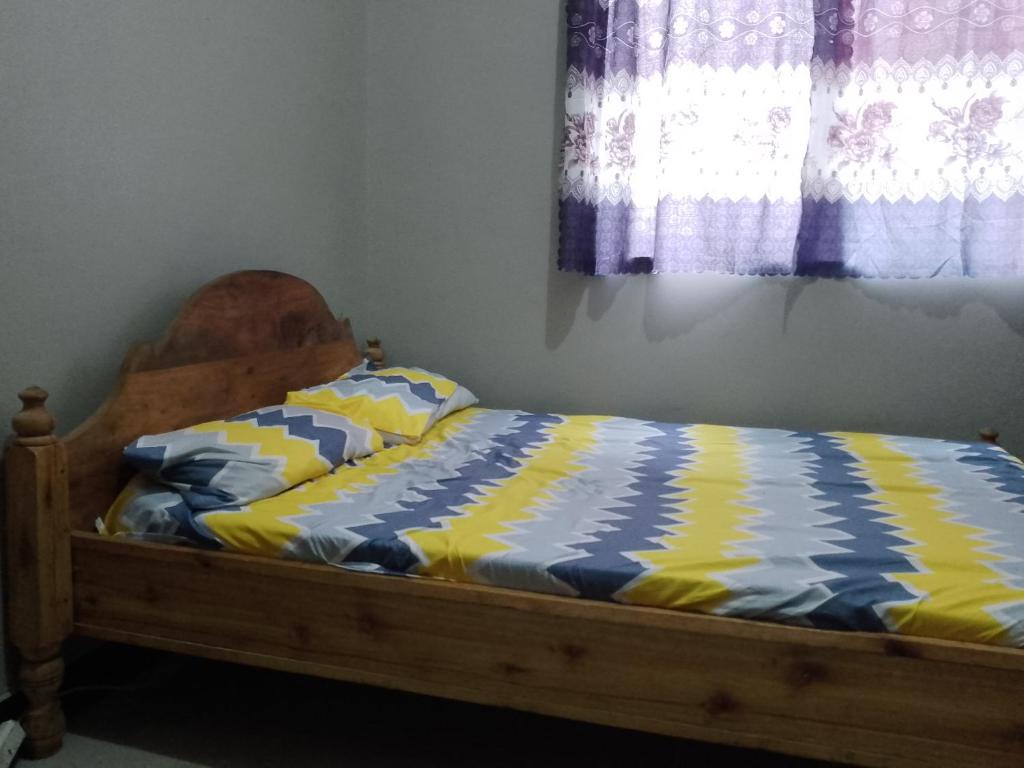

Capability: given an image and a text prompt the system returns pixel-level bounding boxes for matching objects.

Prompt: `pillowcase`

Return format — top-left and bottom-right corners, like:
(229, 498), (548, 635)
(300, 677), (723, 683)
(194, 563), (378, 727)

(123, 404), (382, 509)
(434, 385), (478, 423)
(285, 362), (477, 445)
(100, 475), (219, 546)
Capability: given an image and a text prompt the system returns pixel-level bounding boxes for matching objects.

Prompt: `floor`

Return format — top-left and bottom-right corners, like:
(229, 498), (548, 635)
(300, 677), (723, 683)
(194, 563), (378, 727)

(23, 645), (837, 767)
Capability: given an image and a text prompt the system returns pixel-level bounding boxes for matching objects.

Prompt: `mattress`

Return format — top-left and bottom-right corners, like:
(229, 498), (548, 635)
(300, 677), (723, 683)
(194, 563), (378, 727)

(151, 408), (1024, 646)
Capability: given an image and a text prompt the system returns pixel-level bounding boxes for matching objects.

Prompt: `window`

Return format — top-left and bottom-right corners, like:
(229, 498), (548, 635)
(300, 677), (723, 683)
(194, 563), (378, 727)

(558, 0), (1024, 278)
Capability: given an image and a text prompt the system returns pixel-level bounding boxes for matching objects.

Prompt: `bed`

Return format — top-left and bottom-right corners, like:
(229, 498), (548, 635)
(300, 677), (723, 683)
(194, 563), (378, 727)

(6, 270), (1024, 766)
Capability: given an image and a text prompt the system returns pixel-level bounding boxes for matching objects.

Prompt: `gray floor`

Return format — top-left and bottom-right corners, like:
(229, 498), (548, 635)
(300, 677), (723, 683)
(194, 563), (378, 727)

(23, 646), (835, 767)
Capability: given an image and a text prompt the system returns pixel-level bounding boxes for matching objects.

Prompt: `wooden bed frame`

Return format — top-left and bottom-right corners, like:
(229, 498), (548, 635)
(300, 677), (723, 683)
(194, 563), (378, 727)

(5, 270), (1023, 766)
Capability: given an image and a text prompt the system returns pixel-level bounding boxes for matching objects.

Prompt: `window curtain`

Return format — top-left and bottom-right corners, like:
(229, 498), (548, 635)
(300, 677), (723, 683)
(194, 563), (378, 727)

(558, 0), (1024, 278)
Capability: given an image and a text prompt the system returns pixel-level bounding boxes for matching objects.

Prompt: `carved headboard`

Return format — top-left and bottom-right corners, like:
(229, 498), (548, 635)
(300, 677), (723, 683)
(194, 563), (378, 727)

(60, 270), (364, 530)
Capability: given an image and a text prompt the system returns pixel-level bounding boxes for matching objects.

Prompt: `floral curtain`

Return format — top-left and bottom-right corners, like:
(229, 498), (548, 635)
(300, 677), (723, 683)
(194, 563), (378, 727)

(558, 0), (1024, 277)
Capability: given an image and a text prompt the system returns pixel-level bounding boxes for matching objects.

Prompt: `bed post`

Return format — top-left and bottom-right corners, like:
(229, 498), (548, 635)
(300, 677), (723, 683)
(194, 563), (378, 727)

(365, 337), (386, 368)
(5, 387), (71, 758)
(979, 427), (1000, 445)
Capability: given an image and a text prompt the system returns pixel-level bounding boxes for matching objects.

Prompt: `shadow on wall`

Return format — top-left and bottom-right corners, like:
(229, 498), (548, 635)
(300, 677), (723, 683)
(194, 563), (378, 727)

(849, 278), (1024, 338)
(547, 257), (1024, 350)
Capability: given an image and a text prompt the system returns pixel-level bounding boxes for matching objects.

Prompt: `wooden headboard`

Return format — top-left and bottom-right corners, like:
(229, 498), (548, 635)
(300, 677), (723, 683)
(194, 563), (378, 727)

(56, 270), (363, 530)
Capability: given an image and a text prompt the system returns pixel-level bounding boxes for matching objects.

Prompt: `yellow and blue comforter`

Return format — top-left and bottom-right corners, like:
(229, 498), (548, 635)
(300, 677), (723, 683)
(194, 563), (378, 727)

(157, 409), (1024, 646)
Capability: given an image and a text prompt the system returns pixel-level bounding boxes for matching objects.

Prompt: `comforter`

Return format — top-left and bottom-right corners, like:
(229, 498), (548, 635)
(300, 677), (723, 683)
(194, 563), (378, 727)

(117, 408), (1024, 647)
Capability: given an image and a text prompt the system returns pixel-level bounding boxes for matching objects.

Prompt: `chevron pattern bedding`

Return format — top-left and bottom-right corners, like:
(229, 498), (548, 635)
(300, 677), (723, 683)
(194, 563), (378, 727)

(286, 363), (477, 445)
(107, 407), (1024, 647)
(122, 405), (382, 509)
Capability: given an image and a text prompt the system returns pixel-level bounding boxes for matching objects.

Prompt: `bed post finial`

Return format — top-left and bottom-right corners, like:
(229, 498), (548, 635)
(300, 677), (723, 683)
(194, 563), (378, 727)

(365, 338), (386, 369)
(6, 387), (71, 758)
(13, 387), (58, 446)
(979, 427), (1000, 445)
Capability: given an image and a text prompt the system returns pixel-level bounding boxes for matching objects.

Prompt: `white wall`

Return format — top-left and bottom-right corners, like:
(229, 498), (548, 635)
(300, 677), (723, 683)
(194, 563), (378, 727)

(361, 0), (1023, 456)
(0, 0), (367, 696)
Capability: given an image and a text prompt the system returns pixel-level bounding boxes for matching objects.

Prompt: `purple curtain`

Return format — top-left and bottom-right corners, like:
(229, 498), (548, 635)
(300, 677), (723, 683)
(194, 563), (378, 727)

(559, 0), (1024, 278)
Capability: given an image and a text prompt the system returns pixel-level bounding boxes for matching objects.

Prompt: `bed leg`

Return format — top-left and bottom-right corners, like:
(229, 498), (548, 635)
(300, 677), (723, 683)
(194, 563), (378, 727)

(5, 387), (72, 758)
(18, 647), (65, 758)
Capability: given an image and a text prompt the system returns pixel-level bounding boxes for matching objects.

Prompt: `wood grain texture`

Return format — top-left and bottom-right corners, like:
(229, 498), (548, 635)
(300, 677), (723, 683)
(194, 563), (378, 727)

(5, 390), (72, 758)
(61, 271), (363, 530)
(5, 271), (362, 753)
(125, 270), (350, 372)
(72, 534), (1024, 768)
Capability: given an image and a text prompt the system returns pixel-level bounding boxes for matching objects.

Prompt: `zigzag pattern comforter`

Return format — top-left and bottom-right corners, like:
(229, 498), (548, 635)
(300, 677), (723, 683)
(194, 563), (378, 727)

(192, 408), (1024, 647)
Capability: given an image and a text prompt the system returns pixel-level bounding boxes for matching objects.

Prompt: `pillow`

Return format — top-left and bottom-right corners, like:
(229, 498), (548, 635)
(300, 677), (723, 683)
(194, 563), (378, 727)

(100, 475), (218, 546)
(285, 362), (477, 444)
(123, 405), (382, 509)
